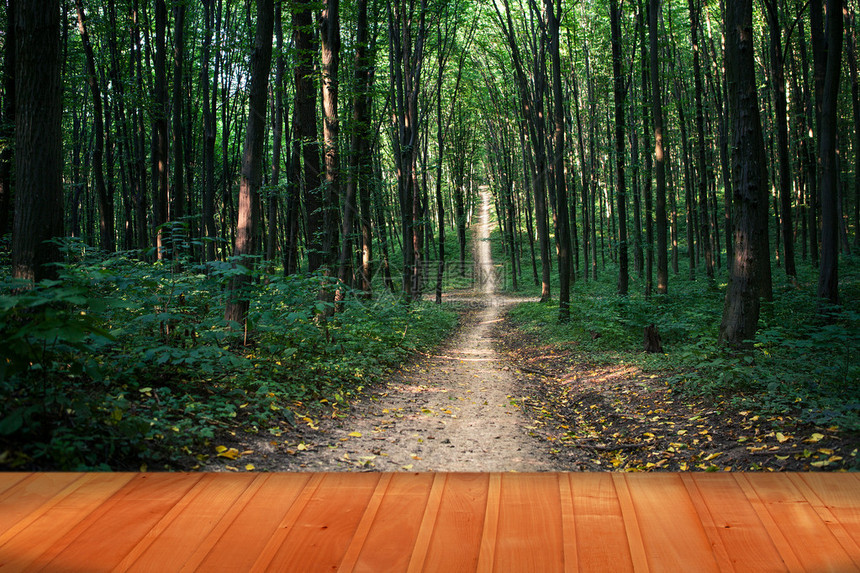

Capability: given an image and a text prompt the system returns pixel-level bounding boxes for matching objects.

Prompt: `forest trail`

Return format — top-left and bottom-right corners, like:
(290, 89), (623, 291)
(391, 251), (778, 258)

(248, 188), (556, 472)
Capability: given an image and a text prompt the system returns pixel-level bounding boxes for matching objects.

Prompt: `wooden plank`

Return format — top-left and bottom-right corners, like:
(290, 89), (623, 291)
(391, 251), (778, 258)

(0, 473), (133, 571)
(0, 473), (29, 497)
(258, 472), (381, 571)
(422, 473), (489, 572)
(336, 473), (396, 572)
(345, 472), (433, 573)
(740, 473), (857, 572)
(37, 473), (204, 572)
(611, 473), (649, 572)
(405, 473), (446, 573)
(123, 472), (258, 572)
(570, 473), (633, 572)
(475, 472), (501, 573)
(0, 473), (83, 537)
(796, 473), (860, 549)
(558, 473), (578, 573)
(193, 473), (312, 572)
(685, 473), (786, 572)
(178, 473), (270, 572)
(491, 473), (565, 572)
(249, 472), (326, 572)
(623, 473), (720, 572)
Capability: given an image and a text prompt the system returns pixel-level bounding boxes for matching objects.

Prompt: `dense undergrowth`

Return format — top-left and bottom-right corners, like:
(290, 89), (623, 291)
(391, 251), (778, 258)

(0, 241), (457, 471)
(497, 234), (859, 435)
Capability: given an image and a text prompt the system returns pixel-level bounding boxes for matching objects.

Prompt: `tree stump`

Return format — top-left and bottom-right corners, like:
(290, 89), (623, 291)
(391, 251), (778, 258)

(644, 324), (663, 353)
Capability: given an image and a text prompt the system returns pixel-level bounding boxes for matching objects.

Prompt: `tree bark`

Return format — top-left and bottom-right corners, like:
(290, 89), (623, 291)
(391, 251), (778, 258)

(548, 0), (572, 316)
(12, 0), (63, 282)
(0, 0), (15, 238)
(75, 0), (114, 253)
(689, 0), (714, 279)
(171, 1), (185, 244)
(719, 0), (772, 346)
(817, 0), (843, 310)
(294, 1), (323, 273)
(321, 0), (341, 285)
(765, 0), (797, 278)
(152, 0), (168, 259)
(224, 0), (274, 329)
(611, 0), (628, 295)
(649, 0), (668, 295)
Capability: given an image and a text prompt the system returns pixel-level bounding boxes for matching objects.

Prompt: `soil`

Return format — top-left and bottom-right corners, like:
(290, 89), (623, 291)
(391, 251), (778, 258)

(207, 189), (858, 474)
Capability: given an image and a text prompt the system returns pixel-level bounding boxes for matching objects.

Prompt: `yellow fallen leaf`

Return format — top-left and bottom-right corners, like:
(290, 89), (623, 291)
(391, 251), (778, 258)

(806, 433), (825, 443)
(245, 464), (256, 471)
(217, 447), (240, 460)
(225, 465), (239, 472)
(297, 443), (309, 451)
(810, 460), (830, 468)
(402, 464), (413, 470)
(776, 432), (790, 443)
(703, 452), (721, 461)
(348, 431), (362, 438)
(818, 448), (834, 455)
(411, 454), (422, 460)
(774, 455), (789, 460)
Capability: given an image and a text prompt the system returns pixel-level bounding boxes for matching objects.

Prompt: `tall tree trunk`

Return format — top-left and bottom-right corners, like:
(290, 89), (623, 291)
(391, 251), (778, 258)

(12, 0), (63, 282)
(548, 0), (572, 317)
(75, 0), (114, 253)
(0, 0), (15, 238)
(152, 0), (168, 259)
(817, 0), (843, 310)
(294, 0), (323, 272)
(321, 0), (341, 288)
(201, 0), (216, 261)
(765, 0), (797, 278)
(611, 0), (628, 295)
(719, 0), (772, 346)
(341, 0), (371, 294)
(649, 0), (668, 295)
(845, 4), (860, 250)
(690, 0), (713, 279)
(224, 0), (274, 329)
(171, 1), (185, 248)
(267, 1), (284, 268)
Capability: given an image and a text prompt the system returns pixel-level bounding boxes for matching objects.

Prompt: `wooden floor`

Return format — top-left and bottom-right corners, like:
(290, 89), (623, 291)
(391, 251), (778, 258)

(0, 472), (858, 572)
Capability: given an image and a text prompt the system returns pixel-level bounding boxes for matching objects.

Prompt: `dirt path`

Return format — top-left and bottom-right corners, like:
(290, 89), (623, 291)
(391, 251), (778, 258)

(237, 188), (556, 472)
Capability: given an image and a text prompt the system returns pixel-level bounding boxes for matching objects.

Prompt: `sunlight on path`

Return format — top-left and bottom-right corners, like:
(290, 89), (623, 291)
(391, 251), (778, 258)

(296, 187), (551, 472)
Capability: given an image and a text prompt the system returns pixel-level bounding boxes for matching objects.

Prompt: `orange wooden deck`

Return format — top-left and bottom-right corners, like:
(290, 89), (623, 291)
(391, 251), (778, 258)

(0, 472), (858, 572)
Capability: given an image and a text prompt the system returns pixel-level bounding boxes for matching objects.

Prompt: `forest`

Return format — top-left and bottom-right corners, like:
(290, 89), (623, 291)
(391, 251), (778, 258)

(0, 0), (857, 472)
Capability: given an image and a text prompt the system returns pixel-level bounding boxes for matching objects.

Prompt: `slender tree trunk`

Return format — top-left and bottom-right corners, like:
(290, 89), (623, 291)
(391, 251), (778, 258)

(649, 0), (668, 295)
(817, 0), (843, 310)
(294, 1), (323, 272)
(611, 0), (628, 295)
(548, 0), (572, 317)
(0, 0), (15, 238)
(719, 0), (772, 346)
(171, 1), (185, 249)
(267, 1), (284, 267)
(845, 4), (860, 250)
(690, 0), (713, 279)
(201, 0), (216, 261)
(152, 0), (168, 259)
(224, 0), (274, 329)
(12, 0), (63, 282)
(75, 0), (114, 253)
(766, 0), (797, 278)
(321, 0), (341, 287)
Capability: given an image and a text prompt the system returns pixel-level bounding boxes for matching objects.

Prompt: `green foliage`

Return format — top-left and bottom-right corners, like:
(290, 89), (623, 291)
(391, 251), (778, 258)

(507, 258), (860, 433)
(0, 245), (457, 470)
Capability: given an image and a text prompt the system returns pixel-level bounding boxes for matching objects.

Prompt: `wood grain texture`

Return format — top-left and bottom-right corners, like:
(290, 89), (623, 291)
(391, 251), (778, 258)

(0, 472), (856, 572)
